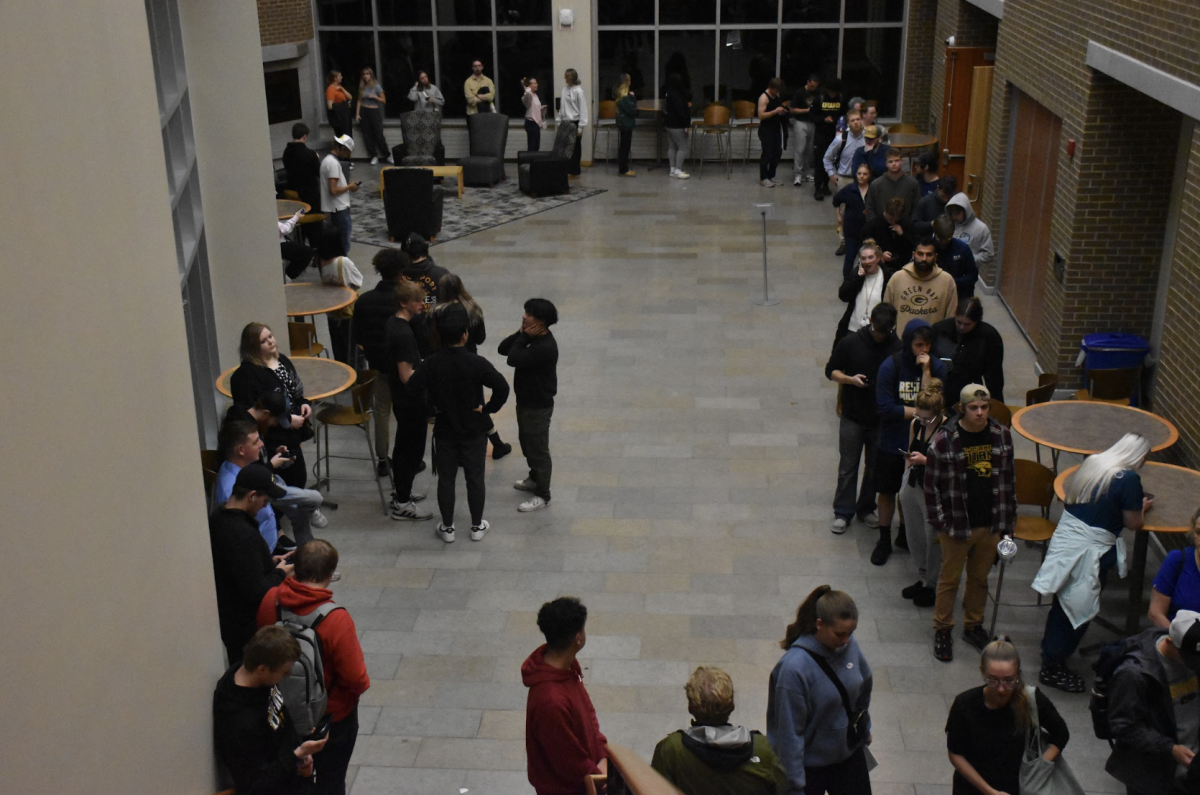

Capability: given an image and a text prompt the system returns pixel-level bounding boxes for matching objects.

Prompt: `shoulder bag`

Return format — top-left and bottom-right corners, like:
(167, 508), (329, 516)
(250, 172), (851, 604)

(1019, 685), (1086, 795)
(801, 648), (869, 748)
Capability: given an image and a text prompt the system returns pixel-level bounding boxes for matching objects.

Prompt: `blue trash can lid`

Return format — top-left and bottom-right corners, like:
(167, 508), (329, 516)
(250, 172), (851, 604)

(1079, 333), (1150, 352)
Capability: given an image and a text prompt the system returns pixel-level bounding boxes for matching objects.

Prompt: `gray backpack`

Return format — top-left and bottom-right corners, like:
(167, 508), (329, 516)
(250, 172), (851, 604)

(275, 600), (341, 736)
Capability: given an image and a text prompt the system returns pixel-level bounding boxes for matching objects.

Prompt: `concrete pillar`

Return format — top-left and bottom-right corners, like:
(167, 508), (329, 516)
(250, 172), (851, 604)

(552, 1), (595, 165)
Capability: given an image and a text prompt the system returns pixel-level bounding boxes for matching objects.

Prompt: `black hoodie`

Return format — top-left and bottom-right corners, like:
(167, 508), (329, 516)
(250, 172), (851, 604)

(281, 141), (321, 209)
(212, 665), (305, 795)
(825, 324), (901, 427)
(1106, 628), (1182, 795)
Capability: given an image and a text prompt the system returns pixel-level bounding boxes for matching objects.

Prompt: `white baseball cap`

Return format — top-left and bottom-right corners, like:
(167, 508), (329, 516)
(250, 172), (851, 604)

(1170, 609), (1200, 670)
(334, 134), (355, 153)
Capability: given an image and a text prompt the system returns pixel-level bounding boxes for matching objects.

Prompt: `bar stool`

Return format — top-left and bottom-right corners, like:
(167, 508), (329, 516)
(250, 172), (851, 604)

(312, 370), (389, 514)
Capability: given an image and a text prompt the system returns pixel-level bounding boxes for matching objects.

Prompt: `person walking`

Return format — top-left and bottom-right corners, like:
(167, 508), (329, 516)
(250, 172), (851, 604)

(558, 68), (588, 177)
(663, 72), (691, 179)
(614, 73), (638, 177)
(521, 77), (546, 152)
(355, 66), (390, 166)
(757, 78), (788, 188)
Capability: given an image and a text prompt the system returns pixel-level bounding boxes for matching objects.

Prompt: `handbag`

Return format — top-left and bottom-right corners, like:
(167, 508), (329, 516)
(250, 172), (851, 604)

(1019, 686), (1086, 795)
(801, 648), (870, 748)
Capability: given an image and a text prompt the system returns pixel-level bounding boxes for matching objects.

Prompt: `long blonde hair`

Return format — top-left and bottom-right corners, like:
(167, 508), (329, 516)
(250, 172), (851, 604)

(1064, 433), (1150, 504)
(614, 73), (631, 101)
(358, 66), (378, 98)
(980, 637), (1031, 734)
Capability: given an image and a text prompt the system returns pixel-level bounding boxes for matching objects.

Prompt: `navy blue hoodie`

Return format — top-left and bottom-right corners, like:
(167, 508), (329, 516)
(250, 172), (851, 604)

(875, 318), (946, 452)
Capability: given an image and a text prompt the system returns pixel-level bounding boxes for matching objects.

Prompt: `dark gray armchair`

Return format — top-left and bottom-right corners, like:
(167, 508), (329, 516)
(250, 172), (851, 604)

(518, 121), (577, 197)
(461, 113), (508, 187)
(382, 167), (444, 242)
(397, 111), (441, 166)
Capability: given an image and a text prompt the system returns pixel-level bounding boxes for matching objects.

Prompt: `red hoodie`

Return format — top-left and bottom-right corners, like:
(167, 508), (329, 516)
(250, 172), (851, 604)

(521, 644), (608, 795)
(256, 579), (370, 722)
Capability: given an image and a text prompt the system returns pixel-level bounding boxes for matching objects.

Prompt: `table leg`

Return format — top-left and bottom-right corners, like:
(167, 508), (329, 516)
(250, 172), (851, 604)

(1125, 529), (1150, 636)
(456, 168), (463, 200)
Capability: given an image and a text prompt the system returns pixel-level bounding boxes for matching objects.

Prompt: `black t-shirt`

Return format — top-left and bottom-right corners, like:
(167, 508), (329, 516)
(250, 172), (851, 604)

(958, 424), (994, 528)
(384, 314), (421, 407)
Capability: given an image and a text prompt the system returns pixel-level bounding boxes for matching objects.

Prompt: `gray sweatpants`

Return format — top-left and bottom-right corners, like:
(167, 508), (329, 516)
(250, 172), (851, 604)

(666, 128), (689, 172)
(790, 120), (815, 179)
(898, 474), (940, 587)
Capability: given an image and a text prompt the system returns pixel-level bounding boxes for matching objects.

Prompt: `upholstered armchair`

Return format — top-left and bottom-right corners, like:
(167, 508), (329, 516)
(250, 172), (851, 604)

(460, 113), (509, 187)
(518, 121), (577, 197)
(382, 167), (444, 242)
(396, 111), (441, 166)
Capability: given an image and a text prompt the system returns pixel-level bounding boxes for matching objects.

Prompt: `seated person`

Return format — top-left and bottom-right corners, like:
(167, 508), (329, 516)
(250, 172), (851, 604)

(1150, 508), (1200, 629)
(213, 625), (327, 794)
(651, 666), (784, 795)
(860, 197), (915, 270)
(279, 208), (313, 280)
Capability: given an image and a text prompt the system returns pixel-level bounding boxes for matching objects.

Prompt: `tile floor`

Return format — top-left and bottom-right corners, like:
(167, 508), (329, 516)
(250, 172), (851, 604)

(302, 160), (1135, 794)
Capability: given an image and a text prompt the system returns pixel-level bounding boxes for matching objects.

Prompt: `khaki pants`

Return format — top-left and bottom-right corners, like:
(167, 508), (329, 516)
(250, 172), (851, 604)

(934, 526), (996, 631)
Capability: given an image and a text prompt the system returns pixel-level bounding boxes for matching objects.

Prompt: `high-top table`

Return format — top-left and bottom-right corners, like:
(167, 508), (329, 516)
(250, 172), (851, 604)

(1054, 462), (1199, 634)
(276, 199), (310, 220)
(284, 282), (357, 318)
(215, 357), (356, 402)
(1011, 401), (1178, 459)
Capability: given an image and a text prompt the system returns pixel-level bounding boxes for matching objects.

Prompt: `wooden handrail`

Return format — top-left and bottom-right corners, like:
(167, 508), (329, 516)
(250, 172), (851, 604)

(596, 742), (685, 795)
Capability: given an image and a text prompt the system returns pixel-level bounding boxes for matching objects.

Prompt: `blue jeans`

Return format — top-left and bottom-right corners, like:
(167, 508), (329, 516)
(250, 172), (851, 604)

(329, 208), (352, 257)
(272, 482), (323, 546)
(1041, 545), (1117, 665)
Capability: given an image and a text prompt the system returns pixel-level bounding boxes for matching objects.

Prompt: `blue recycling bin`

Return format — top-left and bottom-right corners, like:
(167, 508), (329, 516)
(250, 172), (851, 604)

(1078, 333), (1150, 405)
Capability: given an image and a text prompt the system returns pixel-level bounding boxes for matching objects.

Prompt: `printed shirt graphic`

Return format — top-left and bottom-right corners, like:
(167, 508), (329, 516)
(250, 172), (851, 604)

(898, 282), (946, 317)
(267, 684), (286, 731)
(959, 425), (994, 528)
(898, 378), (922, 405)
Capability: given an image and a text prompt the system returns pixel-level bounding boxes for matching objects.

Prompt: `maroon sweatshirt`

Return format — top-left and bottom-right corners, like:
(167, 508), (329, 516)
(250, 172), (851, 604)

(522, 645), (608, 795)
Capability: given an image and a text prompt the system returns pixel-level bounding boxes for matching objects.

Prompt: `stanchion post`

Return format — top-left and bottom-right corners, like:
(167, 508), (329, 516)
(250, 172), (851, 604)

(751, 203), (779, 306)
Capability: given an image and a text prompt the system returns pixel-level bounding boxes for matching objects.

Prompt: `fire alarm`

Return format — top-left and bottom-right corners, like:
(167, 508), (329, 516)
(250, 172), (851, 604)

(558, 9), (574, 27)
(1067, 139), (1076, 157)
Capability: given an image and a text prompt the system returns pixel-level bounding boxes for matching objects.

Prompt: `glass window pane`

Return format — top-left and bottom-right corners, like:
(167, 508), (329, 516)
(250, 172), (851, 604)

(436, 0), (492, 25)
(845, 0), (904, 23)
(661, 0), (717, 25)
(597, 0), (653, 25)
(841, 27), (902, 116)
(721, 0), (779, 24)
(316, 0), (372, 26)
(319, 31), (377, 110)
(780, 28), (838, 90)
(598, 31), (655, 101)
(718, 29), (777, 106)
(497, 0), (551, 25)
(379, 32), (436, 117)
(660, 30), (716, 110)
(782, 0), (839, 23)
(497, 30), (553, 117)
(378, 0), (432, 25)
(438, 31), (495, 118)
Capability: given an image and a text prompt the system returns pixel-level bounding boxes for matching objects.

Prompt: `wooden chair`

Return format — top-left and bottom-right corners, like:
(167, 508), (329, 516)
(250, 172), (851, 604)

(691, 104), (732, 179)
(1074, 367), (1139, 406)
(1025, 378), (1058, 466)
(288, 321), (326, 358)
(593, 100), (618, 163)
(989, 458), (1058, 636)
(731, 99), (759, 164)
(989, 399), (1012, 428)
(201, 449), (221, 511)
(1038, 372), (1059, 388)
(313, 371), (389, 514)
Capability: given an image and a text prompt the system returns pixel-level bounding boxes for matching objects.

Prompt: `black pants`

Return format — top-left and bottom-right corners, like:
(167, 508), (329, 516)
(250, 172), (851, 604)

(618, 129), (633, 173)
(567, 128), (582, 175)
(517, 405), (553, 500)
(525, 119), (541, 152)
(435, 434), (487, 526)
(759, 127), (782, 181)
(267, 426), (308, 489)
(327, 316), (353, 365)
(814, 130), (835, 194)
(314, 707), (359, 795)
(281, 240), (313, 280)
(329, 104), (352, 139)
(358, 107), (388, 159)
(805, 746), (872, 795)
(391, 406), (428, 501)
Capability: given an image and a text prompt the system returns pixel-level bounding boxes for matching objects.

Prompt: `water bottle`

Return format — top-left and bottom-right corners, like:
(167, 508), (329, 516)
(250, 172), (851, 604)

(997, 535), (1018, 561)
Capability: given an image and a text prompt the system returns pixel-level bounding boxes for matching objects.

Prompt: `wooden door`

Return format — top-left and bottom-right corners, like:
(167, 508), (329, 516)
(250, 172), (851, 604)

(963, 66), (993, 216)
(998, 91), (1062, 344)
(940, 47), (994, 189)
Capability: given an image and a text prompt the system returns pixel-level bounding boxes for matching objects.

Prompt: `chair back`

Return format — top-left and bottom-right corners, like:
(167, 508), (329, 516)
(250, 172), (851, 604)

(988, 399), (1012, 428)
(1086, 368), (1140, 401)
(597, 100), (617, 120)
(466, 112), (510, 157)
(733, 100), (756, 121)
(382, 168), (437, 241)
(1026, 381), (1056, 406)
(282, 189), (300, 200)
(356, 368), (378, 387)
(399, 111), (442, 165)
(551, 121), (579, 159)
(702, 104), (730, 127)
(1014, 458), (1055, 513)
(889, 123), (920, 134)
(288, 321), (321, 357)
(349, 382), (374, 417)
(1038, 372), (1060, 388)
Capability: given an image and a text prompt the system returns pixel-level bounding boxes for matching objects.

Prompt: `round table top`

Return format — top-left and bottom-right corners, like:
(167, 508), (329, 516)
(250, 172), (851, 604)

(887, 133), (938, 150)
(1053, 462), (1199, 533)
(216, 357), (357, 401)
(1011, 401), (1178, 455)
(277, 199), (310, 220)
(285, 282), (357, 317)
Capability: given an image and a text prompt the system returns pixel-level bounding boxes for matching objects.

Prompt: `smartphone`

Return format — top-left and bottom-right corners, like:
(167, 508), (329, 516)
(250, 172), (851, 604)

(314, 713), (334, 739)
(898, 448), (911, 456)
(355, 180), (363, 187)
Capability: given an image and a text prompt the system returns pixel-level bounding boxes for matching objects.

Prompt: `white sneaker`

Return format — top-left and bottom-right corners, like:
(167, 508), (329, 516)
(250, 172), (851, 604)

(676, 171), (690, 179)
(519, 496), (548, 512)
(370, 157), (379, 165)
(832, 517), (849, 534)
(859, 512), (880, 528)
(311, 508), (329, 529)
(760, 179), (775, 188)
(437, 522), (456, 543)
(391, 500), (433, 522)
(793, 175), (802, 186)
(669, 168), (678, 177)
(387, 155), (395, 165)
(470, 520), (490, 541)
(513, 479), (538, 492)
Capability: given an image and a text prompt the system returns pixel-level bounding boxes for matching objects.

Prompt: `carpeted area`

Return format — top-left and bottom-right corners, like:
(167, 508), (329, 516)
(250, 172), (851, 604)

(350, 168), (605, 248)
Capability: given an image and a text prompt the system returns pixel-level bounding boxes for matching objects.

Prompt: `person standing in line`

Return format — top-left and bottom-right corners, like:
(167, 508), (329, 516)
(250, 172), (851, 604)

(1149, 509), (1200, 629)
(464, 58), (496, 115)
(882, 239), (959, 329)
(325, 70), (353, 144)
(757, 78), (788, 188)
(614, 73), (638, 177)
(832, 164), (872, 277)
(319, 135), (359, 259)
(789, 73), (821, 186)
(663, 72), (691, 179)
(521, 77), (546, 152)
(559, 68), (588, 177)
(833, 241), (895, 349)
(850, 126), (889, 181)
(946, 192), (996, 277)
(352, 249), (405, 477)
(915, 151), (941, 197)
(898, 381), (947, 608)
(820, 109), (865, 205)
(767, 586), (874, 795)
(812, 79), (845, 199)
(499, 298), (559, 513)
(407, 70), (445, 112)
(931, 216), (979, 299)
(355, 67), (390, 166)
(385, 280), (434, 524)
(931, 297), (1004, 405)
(865, 150), (921, 225)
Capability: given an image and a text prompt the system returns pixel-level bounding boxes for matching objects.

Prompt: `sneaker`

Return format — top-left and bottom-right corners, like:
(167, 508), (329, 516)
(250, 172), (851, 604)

(436, 523), (456, 543)
(470, 520), (490, 541)
(913, 586), (936, 608)
(409, 491), (427, 503)
(835, 241), (846, 256)
(330, 571), (341, 583)
(620, 170), (637, 177)
(370, 157), (379, 165)
(375, 460), (390, 478)
(962, 625), (991, 652)
(804, 175), (815, 183)
(492, 442), (512, 460)
(831, 516), (849, 534)
(387, 155), (395, 165)
(513, 479), (538, 492)
(894, 525), (909, 551)
(934, 629), (954, 662)
(901, 580), (925, 599)
(1039, 663), (1086, 693)
(770, 180), (784, 187)
(858, 512), (880, 528)
(676, 171), (690, 179)
(793, 175), (802, 186)
(310, 508), (329, 529)
(669, 168), (679, 177)
(870, 538), (892, 566)
(519, 496), (548, 512)
(391, 500), (433, 522)
(348, 162), (354, 171)
(761, 179), (775, 188)
(390, 492), (425, 511)
(814, 191), (826, 201)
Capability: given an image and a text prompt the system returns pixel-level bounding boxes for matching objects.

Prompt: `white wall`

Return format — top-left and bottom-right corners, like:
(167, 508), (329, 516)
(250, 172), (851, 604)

(0, 1), (225, 792)
(553, 1), (595, 164)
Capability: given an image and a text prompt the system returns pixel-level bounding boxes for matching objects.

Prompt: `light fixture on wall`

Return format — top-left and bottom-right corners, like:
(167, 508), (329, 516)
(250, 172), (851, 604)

(725, 31), (743, 50)
(558, 8), (574, 28)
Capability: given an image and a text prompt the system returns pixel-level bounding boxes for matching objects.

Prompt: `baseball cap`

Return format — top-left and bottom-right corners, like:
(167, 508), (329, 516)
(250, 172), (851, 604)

(960, 383), (991, 406)
(235, 463), (287, 499)
(334, 134), (355, 153)
(1170, 610), (1200, 670)
(863, 125), (879, 139)
(918, 151), (938, 169)
(258, 391), (288, 421)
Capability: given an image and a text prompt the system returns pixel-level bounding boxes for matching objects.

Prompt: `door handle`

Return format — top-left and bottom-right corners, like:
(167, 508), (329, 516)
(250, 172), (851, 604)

(942, 148), (966, 166)
(967, 174), (981, 203)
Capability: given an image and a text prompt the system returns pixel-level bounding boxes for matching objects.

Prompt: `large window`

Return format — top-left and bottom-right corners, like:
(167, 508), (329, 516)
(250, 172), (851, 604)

(596, 0), (906, 117)
(315, 0), (552, 119)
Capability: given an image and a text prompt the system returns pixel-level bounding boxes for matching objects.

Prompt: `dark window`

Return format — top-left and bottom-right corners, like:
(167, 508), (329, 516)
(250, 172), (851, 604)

(496, 0), (551, 25)
(598, 30), (655, 101)
(315, 0), (372, 27)
(841, 27), (902, 116)
(597, 0), (653, 25)
(319, 31), (377, 106)
(660, 0), (716, 24)
(264, 69), (303, 125)
(781, 0), (840, 23)
(780, 27), (839, 90)
(378, 0), (432, 25)
(438, 30), (495, 118)
(497, 30), (553, 117)
(660, 30), (716, 110)
(379, 32), (437, 117)
(718, 29), (777, 106)
(721, 0), (779, 24)
(845, 0), (905, 23)
(435, 0), (492, 25)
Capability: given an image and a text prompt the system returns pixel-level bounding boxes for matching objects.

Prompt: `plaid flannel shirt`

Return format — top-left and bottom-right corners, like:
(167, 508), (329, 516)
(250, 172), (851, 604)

(923, 418), (1016, 540)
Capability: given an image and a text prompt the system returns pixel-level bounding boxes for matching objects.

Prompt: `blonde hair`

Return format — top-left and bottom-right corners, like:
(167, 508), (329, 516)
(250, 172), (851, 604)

(359, 66), (377, 94)
(394, 281), (425, 305)
(564, 68), (579, 86)
(685, 667), (735, 725)
(239, 322), (271, 367)
(980, 637), (1031, 734)
(1064, 433), (1150, 505)
(859, 239), (884, 262)
(915, 378), (944, 413)
(614, 73), (631, 101)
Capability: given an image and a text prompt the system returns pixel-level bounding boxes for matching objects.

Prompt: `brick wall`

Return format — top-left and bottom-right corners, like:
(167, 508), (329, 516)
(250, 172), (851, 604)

(257, 0), (312, 47)
(902, 0), (937, 128)
(928, 0), (999, 136)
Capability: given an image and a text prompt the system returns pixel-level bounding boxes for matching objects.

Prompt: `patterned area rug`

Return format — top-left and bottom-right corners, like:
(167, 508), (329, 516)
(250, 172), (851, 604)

(350, 170), (605, 248)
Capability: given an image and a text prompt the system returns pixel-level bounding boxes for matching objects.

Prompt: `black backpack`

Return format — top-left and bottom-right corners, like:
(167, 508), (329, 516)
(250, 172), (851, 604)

(1090, 636), (1141, 744)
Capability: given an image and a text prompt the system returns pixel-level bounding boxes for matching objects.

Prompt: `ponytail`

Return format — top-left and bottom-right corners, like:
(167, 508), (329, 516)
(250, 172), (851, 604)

(780, 586), (858, 649)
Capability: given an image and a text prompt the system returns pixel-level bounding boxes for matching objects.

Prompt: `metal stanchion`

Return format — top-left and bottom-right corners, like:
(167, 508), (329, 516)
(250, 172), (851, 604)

(752, 203), (779, 306)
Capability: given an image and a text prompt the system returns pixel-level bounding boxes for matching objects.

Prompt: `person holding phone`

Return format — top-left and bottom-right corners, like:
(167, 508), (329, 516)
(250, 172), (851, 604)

(521, 76), (545, 151)
(407, 70), (445, 113)
(319, 135), (359, 258)
(355, 66), (390, 165)
(898, 380), (947, 607)
(464, 59), (495, 115)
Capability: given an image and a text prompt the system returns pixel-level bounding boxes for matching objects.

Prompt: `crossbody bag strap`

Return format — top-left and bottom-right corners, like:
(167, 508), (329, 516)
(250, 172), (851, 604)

(801, 647), (855, 719)
(1025, 684), (1045, 756)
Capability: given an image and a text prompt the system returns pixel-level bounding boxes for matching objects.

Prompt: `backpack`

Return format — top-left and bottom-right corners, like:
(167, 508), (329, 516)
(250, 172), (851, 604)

(1090, 636), (1141, 744)
(275, 600), (342, 736)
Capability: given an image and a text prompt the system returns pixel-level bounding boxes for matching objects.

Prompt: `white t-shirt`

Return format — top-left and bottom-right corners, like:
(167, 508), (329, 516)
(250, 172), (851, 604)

(320, 153), (350, 213)
(847, 270), (884, 333)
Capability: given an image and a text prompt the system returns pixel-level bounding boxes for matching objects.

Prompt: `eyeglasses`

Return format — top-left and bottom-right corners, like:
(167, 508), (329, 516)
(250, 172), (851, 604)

(984, 675), (1019, 687)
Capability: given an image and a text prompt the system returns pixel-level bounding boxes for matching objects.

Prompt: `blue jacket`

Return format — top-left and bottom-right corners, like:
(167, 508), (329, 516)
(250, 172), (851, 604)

(937, 237), (978, 297)
(876, 318), (947, 452)
(851, 143), (889, 180)
(767, 634), (873, 795)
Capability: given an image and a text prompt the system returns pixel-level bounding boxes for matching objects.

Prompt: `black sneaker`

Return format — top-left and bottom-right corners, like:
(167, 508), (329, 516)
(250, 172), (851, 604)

(901, 580), (925, 599)
(934, 629), (954, 662)
(1039, 663), (1086, 693)
(962, 625), (991, 652)
(835, 242), (846, 256)
(894, 524), (909, 550)
(813, 191), (826, 201)
(492, 442), (512, 460)
(870, 538), (892, 566)
(912, 586), (936, 608)
(376, 461), (390, 478)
